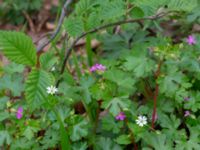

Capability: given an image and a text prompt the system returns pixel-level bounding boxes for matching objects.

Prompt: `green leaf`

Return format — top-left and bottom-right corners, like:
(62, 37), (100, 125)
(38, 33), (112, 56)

(0, 74), (24, 96)
(168, 0), (198, 12)
(55, 111), (71, 150)
(39, 52), (58, 71)
(102, 96), (130, 116)
(159, 115), (186, 141)
(130, 7), (144, 19)
(0, 131), (11, 146)
(128, 123), (146, 137)
(0, 97), (9, 110)
(23, 126), (39, 140)
(3, 62), (24, 74)
(59, 117), (71, 150)
(95, 137), (122, 150)
(25, 68), (54, 109)
(175, 126), (200, 150)
(64, 17), (84, 37)
(158, 70), (190, 97)
(100, 33), (129, 58)
(75, 0), (92, 15)
(115, 134), (131, 145)
(90, 81), (115, 100)
(100, 0), (126, 20)
(102, 114), (123, 134)
(0, 31), (37, 66)
(103, 68), (136, 91)
(184, 91), (200, 112)
(72, 142), (88, 150)
(142, 133), (173, 150)
(56, 106), (71, 122)
(40, 128), (59, 149)
(133, 0), (198, 16)
(10, 137), (39, 150)
(160, 115), (180, 129)
(87, 12), (101, 30)
(124, 55), (155, 78)
(80, 76), (95, 104)
(133, 0), (168, 16)
(0, 111), (10, 122)
(70, 119), (89, 141)
(187, 7), (200, 22)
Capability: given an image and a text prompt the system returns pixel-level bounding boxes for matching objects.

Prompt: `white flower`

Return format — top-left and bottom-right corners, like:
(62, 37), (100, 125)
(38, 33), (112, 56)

(136, 115), (147, 127)
(51, 66), (56, 71)
(46, 85), (58, 95)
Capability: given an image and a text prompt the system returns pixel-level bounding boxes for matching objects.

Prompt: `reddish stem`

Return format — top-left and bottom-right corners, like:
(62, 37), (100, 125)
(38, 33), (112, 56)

(151, 61), (162, 129)
(151, 83), (159, 129)
(134, 143), (138, 150)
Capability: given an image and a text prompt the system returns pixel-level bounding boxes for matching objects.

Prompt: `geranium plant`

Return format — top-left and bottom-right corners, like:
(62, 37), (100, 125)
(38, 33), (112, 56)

(1, 0), (200, 149)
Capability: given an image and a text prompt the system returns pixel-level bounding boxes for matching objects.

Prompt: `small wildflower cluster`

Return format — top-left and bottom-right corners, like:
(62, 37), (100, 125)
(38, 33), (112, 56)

(46, 85), (58, 95)
(136, 115), (147, 127)
(115, 112), (126, 121)
(184, 97), (190, 101)
(186, 35), (196, 45)
(90, 63), (106, 72)
(51, 66), (56, 71)
(184, 97), (191, 117)
(115, 112), (148, 127)
(184, 111), (190, 117)
(16, 107), (23, 119)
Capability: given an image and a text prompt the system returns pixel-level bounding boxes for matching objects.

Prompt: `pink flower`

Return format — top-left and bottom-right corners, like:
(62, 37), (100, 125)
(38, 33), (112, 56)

(115, 112), (126, 121)
(184, 110), (190, 117)
(89, 64), (106, 72)
(186, 35), (196, 45)
(16, 107), (23, 119)
(184, 97), (190, 101)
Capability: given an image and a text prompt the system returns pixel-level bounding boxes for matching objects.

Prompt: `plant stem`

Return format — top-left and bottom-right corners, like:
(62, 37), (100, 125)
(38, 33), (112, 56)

(151, 83), (159, 129)
(37, 0), (73, 52)
(125, 119), (138, 150)
(46, 99), (71, 150)
(53, 109), (71, 150)
(151, 61), (162, 129)
(84, 19), (93, 66)
(93, 102), (100, 133)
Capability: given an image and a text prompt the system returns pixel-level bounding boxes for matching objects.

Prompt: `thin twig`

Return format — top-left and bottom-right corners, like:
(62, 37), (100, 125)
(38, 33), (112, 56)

(37, 0), (73, 52)
(34, 31), (53, 44)
(56, 12), (171, 87)
(22, 11), (36, 33)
